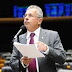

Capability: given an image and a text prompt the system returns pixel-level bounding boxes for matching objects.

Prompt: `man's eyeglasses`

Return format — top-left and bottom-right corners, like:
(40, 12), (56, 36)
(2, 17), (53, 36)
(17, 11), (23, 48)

(23, 14), (40, 18)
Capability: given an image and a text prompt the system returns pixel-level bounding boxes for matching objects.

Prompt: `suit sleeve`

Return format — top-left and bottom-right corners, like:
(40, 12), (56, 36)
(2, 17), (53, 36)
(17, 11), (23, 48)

(10, 38), (26, 72)
(45, 32), (66, 64)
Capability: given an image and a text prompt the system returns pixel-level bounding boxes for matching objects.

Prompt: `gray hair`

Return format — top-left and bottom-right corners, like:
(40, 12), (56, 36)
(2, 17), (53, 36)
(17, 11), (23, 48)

(26, 5), (43, 18)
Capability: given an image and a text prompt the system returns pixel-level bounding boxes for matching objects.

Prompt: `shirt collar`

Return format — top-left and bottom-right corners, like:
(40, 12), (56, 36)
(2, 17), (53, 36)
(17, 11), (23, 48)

(26, 27), (41, 39)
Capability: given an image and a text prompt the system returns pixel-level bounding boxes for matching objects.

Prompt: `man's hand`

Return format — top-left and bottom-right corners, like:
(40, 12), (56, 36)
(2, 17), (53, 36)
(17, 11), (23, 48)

(21, 56), (32, 65)
(36, 41), (48, 52)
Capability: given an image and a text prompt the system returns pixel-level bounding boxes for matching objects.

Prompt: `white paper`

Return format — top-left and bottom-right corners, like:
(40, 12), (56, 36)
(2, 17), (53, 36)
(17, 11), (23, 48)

(13, 42), (45, 58)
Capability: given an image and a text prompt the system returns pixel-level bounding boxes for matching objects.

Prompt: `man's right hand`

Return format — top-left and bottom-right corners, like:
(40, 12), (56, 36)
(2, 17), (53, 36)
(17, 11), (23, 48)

(21, 56), (32, 66)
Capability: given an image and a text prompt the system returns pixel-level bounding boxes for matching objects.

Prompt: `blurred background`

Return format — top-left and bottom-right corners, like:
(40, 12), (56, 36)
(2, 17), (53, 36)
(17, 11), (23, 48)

(0, 0), (72, 72)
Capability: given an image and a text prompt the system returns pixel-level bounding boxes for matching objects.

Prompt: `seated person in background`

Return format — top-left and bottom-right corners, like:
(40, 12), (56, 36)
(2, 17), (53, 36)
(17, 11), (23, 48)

(10, 5), (66, 72)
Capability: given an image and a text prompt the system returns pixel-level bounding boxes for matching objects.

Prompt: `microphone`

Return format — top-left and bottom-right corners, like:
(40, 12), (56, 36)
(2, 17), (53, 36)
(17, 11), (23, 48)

(14, 25), (27, 39)
(10, 25), (26, 51)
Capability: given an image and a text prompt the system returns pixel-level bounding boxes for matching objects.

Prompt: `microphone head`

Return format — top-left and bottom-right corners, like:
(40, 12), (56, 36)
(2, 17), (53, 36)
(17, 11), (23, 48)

(20, 25), (27, 32)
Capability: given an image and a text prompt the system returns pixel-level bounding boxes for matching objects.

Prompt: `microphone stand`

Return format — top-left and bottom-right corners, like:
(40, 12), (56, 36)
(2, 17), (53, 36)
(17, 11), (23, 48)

(17, 35), (20, 43)
(17, 35), (20, 72)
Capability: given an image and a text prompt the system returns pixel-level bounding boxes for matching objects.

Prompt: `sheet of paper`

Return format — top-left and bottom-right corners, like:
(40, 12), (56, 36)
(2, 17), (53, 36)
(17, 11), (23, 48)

(13, 42), (45, 58)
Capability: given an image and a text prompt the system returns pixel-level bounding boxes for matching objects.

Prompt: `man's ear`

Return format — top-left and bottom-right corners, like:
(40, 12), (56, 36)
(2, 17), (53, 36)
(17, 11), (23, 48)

(38, 18), (43, 25)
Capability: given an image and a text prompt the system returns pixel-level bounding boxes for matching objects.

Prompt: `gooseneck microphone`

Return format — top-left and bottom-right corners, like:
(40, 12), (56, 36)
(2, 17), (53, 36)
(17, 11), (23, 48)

(14, 25), (27, 39)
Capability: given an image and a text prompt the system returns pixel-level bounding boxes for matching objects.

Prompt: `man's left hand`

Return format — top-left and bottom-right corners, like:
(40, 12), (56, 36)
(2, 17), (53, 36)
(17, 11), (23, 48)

(36, 41), (48, 52)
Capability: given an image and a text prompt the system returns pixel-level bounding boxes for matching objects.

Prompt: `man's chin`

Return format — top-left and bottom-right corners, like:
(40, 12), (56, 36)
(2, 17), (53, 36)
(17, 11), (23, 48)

(25, 24), (29, 27)
(25, 25), (30, 29)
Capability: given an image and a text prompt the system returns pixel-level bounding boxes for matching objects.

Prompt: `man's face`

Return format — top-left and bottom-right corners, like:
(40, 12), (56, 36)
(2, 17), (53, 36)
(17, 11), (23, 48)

(24, 8), (42, 32)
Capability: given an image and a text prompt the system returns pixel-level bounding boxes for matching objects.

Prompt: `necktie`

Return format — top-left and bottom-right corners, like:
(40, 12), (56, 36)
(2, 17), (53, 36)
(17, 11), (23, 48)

(29, 33), (35, 44)
(28, 33), (37, 72)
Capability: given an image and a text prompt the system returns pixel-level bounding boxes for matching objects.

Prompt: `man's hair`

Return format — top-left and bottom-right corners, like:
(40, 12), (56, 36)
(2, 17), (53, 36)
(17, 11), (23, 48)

(26, 5), (43, 18)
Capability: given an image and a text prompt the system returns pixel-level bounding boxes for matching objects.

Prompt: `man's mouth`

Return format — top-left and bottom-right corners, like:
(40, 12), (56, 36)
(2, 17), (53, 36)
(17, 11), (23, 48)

(25, 21), (29, 24)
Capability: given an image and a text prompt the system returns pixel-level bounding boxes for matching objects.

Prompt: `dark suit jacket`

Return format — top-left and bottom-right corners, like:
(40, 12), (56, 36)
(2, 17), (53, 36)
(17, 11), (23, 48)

(10, 28), (66, 72)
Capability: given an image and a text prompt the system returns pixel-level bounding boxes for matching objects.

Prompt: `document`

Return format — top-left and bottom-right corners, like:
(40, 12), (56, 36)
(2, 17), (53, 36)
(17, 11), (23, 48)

(13, 42), (45, 58)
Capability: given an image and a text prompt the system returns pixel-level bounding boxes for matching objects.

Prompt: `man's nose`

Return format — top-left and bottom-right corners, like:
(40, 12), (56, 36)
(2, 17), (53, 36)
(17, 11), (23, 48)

(25, 15), (29, 19)
(25, 17), (29, 20)
(24, 16), (29, 20)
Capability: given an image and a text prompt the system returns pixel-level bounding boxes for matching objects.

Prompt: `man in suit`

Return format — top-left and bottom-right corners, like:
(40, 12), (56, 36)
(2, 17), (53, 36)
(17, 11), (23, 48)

(10, 5), (66, 72)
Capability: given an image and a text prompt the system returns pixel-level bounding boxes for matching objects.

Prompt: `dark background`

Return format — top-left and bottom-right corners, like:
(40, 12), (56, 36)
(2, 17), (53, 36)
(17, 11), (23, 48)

(0, 0), (72, 52)
(0, 0), (72, 18)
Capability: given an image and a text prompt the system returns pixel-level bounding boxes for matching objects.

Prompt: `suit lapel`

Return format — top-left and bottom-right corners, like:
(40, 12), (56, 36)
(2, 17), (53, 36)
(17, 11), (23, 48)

(20, 33), (27, 44)
(19, 33), (27, 57)
(39, 28), (48, 43)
